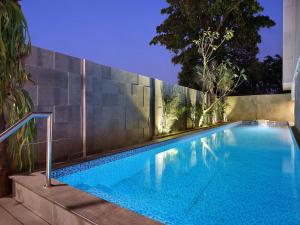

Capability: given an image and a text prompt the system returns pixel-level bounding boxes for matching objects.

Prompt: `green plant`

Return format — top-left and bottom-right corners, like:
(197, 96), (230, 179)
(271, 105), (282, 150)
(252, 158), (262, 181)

(193, 28), (247, 127)
(213, 98), (226, 123)
(0, 0), (35, 181)
(160, 84), (181, 134)
(186, 100), (201, 128)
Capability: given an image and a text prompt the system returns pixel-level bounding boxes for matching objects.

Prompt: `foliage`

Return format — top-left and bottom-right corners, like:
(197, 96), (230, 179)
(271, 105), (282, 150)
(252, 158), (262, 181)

(235, 55), (283, 95)
(150, 0), (275, 90)
(0, 0), (35, 171)
(259, 55), (283, 94)
(186, 100), (201, 128)
(160, 84), (183, 134)
(213, 98), (227, 123)
(193, 28), (247, 126)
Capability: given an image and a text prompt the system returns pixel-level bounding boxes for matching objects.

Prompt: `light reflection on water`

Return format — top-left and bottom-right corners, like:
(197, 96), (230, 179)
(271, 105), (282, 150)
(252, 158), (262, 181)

(155, 148), (178, 189)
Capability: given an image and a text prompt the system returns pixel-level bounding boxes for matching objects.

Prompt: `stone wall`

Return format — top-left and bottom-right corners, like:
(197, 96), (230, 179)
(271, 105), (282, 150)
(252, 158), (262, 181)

(25, 47), (83, 166)
(85, 60), (154, 155)
(225, 94), (294, 124)
(25, 46), (202, 166)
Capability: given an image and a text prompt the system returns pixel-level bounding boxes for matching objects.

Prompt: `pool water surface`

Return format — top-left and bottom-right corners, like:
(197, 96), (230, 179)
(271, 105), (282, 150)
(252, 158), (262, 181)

(54, 124), (300, 225)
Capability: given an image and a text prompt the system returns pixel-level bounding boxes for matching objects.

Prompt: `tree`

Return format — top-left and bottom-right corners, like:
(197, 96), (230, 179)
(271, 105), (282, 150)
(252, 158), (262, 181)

(234, 55), (283, 95)
(193, 29), (246, 126)
(0, 0), (34, 196)
(257, 55), (282, 94)
(150, 0), (275, 89)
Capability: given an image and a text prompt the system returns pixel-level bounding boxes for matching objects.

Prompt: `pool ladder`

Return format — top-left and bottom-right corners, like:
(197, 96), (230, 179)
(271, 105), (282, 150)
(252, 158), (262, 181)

(0, 112), (53, 187)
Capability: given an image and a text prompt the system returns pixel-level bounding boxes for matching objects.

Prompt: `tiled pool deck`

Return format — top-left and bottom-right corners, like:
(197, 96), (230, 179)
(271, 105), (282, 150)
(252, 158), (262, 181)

(0, 197), (49, 225)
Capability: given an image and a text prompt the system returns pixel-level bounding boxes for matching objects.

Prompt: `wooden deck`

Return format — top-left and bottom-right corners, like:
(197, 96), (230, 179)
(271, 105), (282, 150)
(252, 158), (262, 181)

(0, 197), (49, 225)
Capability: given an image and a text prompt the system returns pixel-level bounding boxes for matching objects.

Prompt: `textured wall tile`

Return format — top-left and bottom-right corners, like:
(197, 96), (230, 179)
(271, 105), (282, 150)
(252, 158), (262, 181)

(85, 60), (111, 79)
(132, 84), (143, 96)
(101, 106), (125, 121)
(143, 86), (150, 107)
(38, 68), (68, 89)
(125, 108), (139, 130)
(36, 126), (47, 142)
(53, 88), (68, 106)
(144, 127), (152, 139)
(91, 105), (104, 121)
(53, 123), (69, 140)
(68, 123), (81, 140)
(102, 94), (119, 106)
(26, 46), (54, 69)
(101, 80), (119, 94)
(225, 94), (294, 123)
(68, 105), (81, 122)
(54, 52), (81, 74)
(24, 83), (38, 106)
(54, 106), (69, 123)
(130, 92), (143, 107)
(38, 86), (55, 106)
(138, 74), (151, 87)
(36, 105), (54, 114)
(138, 117), (149, 129)
(118, 83), (131, 95)
(125, 129), (139, 142)
(109, 119), (125, 132)
(111, 68), (138, 84)
(68, 74), (82, 105)
(52, 139), (70, 161)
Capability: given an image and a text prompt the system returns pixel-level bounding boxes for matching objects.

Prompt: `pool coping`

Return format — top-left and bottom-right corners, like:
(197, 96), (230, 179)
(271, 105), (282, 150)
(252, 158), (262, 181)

(11, 172), (163, 225)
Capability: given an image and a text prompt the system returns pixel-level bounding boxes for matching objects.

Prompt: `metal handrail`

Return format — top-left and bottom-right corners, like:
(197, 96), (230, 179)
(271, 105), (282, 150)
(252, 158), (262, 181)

(0, 112), (53, 187)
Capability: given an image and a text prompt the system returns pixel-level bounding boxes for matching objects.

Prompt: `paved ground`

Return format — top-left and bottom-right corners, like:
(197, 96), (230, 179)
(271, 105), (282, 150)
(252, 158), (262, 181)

(0, 197), (49, 225)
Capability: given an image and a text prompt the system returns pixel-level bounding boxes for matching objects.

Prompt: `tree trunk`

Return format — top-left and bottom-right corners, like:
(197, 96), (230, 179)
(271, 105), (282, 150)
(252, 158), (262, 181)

(199, 93), (212, 127)
(0, 113), (10, 197)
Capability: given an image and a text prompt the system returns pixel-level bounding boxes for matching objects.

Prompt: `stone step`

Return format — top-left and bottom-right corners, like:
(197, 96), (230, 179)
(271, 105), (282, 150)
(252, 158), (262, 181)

(0, 197), (49, 225)
(11, 172), (162, 225)
(0, 206), (22, 225)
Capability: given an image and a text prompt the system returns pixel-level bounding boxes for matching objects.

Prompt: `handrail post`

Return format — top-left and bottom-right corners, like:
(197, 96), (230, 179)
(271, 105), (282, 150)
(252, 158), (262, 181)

(0, 112), (54, 188)
(45, 113), (53, 187)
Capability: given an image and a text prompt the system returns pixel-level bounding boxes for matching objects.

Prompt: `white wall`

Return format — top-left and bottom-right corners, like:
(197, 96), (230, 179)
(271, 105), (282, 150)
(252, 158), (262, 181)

(283, 0), (300, 91)
(284, 0), (300, 131)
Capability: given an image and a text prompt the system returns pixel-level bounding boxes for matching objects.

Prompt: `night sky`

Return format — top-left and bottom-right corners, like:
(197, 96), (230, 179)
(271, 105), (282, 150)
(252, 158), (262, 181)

(20, 0), (282, 84)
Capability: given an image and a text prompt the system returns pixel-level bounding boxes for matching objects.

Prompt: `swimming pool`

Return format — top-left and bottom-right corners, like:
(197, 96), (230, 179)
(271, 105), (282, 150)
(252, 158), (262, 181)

(53, 122), (300, 225)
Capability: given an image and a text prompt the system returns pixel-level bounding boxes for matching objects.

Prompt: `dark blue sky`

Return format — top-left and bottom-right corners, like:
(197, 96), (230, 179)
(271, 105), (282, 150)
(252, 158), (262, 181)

(21, 0), (282, 84)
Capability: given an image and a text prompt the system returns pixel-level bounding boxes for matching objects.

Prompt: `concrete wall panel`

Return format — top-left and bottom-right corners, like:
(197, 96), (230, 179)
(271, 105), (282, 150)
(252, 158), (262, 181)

(85, 59), (152, 155)
(25, 46), (83, 166)
(225, 94), (294, 123)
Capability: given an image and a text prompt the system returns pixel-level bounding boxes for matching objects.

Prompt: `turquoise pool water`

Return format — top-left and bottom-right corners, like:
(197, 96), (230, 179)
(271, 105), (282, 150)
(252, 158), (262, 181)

(55, 124), (300, 224)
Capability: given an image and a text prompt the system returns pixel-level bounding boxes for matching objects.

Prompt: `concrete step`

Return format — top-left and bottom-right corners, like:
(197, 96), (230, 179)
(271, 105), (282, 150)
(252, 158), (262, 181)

(11, 172), (162, 225)
(0, 197), (49, 225)
(0, 206), (22, 225)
